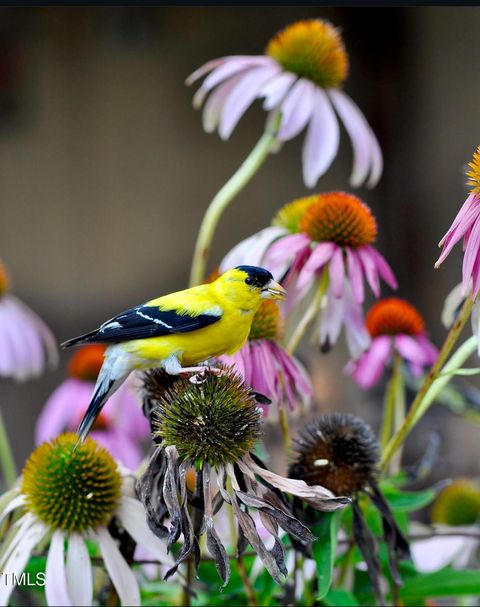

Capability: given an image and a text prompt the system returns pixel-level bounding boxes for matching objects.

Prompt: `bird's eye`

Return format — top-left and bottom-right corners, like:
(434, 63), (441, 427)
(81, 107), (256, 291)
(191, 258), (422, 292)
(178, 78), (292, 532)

(245, 277), (254, 286)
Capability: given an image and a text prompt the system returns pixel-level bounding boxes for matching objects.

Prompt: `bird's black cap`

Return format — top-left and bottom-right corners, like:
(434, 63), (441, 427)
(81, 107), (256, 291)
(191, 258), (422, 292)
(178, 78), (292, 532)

(235, 265), (273, 288)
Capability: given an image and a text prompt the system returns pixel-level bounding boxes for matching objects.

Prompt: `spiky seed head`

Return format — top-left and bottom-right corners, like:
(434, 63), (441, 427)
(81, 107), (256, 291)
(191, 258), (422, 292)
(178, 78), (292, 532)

(366, 298), (425, 337)
(151, 368), (262, 468)
(68, 344), (106, 380)
(266, 20), (348, 89)
(272, 196), (318, 233)
(431, 479), (480, 526)
(289, 413), (379, 496)
(21, 433), (121, 533)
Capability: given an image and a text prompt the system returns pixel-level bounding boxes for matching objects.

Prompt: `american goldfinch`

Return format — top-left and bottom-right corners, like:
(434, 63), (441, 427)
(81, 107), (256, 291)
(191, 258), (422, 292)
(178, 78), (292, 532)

(62, 266), (286, 441)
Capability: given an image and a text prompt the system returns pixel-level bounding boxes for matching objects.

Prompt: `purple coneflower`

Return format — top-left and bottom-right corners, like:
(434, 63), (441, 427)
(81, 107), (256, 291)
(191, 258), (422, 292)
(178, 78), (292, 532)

(187, 19), (382, 188)
(0, 434), (171, 607)
(347, 298), (438, 389)
(222, 192), (396, 357)
(219, 300), (311, 413)
(0, 260), (57, 381)
(35, 344), (149, 469)
(436, 146), (480, 298)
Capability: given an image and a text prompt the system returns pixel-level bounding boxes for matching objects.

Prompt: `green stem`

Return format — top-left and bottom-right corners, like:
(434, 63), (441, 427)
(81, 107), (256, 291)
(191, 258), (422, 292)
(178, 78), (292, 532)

(0, 408), (16, 488)
(381, 295), (475, 472)
(379, 355), (401, 452)
(286, 271), (328, 355)
(189, 117), (281, 287)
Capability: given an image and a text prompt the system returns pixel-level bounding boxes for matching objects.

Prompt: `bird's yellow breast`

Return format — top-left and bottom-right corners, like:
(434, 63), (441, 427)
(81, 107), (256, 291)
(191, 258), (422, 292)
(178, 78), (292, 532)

(123, 308), (254, 366)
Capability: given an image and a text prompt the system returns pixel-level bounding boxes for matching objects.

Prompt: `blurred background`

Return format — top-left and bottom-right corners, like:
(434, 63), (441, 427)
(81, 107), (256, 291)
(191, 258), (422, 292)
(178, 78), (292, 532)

(1, 6), (479, 478)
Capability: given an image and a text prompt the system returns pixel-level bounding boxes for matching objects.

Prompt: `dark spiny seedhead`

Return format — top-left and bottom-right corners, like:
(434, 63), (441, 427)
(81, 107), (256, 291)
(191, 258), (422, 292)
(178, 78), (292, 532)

(289, 413), (380, 496)
(151, 367), (263, 468)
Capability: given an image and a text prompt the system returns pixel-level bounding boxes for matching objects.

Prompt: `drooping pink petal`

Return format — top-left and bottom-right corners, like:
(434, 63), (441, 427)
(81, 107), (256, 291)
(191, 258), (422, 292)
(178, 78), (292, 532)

(318, 288), (345, 348)
(202, 73), (244, 133)
(394, 334), (431, 366)
(35, 379), (93, 444)
(357, 247), (380, 297)
(296, 242), (335, 291)
(368, 247), (398, 290)
(343, 290), (371, 359)
(329, 89), (383, 188)
(220, 226), (287, 274)
(329, 247), (345, 298)
(249, 340), (271, 397)
(219, 65), (281, 140)
(436, 195), (480, 264)
(350, 335), (392, 389)
(260, 72), (297, 110)
(277, 79), (316, 141)
(193, 57), (272, 108)
(263, 233), (311, 271)
(415, 334), (438, 365)
(185, 57), (229, 86)
(463, 213), (480, 296)
(46, 530), (72, 606)
(273, 343), (312, 402)
(346, 249), (365, 304)
(91, 430), (143, 470)
(302, 88), (340, 188)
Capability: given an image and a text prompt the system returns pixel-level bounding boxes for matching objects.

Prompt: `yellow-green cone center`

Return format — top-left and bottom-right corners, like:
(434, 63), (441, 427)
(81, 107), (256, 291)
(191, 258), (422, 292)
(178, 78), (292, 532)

(249, 300), (283, 341)
(266, 19), (348, 89)
(431, 479), (480, 526)
(22, 433), (121, 533)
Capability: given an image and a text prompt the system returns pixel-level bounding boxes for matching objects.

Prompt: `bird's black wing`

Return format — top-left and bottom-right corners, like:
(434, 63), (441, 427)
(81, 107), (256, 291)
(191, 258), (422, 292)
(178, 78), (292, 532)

(62, 304), (222, 347)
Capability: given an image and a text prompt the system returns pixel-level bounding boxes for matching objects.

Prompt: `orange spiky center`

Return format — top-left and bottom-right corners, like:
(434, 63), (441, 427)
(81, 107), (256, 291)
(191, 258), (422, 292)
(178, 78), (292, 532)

(266, 19), (348, 89)
(466, 145), (480, 194)
(249, 300), (283, 341)
(298, 192), (377, 248)
(0, 260), (10, 296)
(69, 345), (106, 381)
(366, 298), (424, 338)
(21, 433), (121, 533)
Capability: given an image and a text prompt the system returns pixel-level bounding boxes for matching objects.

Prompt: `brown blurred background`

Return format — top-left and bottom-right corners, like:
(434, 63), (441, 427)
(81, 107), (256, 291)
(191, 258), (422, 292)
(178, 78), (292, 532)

(1, 6), (479, 477)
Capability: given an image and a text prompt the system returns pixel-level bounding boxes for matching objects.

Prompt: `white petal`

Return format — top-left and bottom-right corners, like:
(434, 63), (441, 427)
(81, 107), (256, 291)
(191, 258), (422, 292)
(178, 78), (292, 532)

(302, 88), (340, 188)
(0, 521), (47, 607)
(202, 74), (243, 133)
(260, 72), (297, 110)
(46, 530), (72, 606)
(277, 79), (315, 141)
(220, 226), (287, 273)
(0, 493), (24, 527)
(67, 534), (93, 607)
(96, 527), (140, 606)
(116, 497), (173, 566)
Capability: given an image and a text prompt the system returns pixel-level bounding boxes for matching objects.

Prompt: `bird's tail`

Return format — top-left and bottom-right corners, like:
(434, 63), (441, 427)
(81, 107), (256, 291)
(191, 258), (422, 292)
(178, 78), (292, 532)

(76, 368), (123, 442)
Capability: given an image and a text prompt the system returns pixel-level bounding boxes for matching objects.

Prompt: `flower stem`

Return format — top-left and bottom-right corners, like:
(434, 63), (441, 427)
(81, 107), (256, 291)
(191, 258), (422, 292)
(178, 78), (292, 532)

(237, 556), (259, 607)
(189, 116), (281, 287)
(0, 408), (16, 488)
(286, 272), (328, 355)
(278, 406), (291, 451)
(381, 295), (475, 471)
(379, 355), (401, 452)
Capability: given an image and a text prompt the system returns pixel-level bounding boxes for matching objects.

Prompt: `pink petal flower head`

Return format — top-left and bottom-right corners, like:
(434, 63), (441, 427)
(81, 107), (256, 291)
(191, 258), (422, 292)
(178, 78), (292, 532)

(436, 146), (480, 298)
(35, 344), (148, 468)
(347, 297), (438, 389)
(219, 300), (311, 414)
(0, 260), (58, 381)
(187, 19), (382, 188)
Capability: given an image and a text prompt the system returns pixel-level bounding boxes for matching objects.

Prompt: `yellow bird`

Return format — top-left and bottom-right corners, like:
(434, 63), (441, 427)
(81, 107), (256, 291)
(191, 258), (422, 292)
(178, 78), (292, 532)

(62, 266), (286, 441)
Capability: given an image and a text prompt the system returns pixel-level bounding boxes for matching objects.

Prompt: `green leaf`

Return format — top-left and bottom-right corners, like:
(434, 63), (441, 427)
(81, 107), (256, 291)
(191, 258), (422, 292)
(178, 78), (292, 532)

(313, 511), (341, 600)
(399, 568), (480, 600)
(438, 367), (480, 377)
(380, 484), (436, 512)
(322, 588), (359, 606)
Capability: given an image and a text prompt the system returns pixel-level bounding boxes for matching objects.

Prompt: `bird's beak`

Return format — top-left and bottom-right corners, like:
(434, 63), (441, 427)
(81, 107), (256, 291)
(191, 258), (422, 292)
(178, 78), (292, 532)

(261, 280), (287, 301)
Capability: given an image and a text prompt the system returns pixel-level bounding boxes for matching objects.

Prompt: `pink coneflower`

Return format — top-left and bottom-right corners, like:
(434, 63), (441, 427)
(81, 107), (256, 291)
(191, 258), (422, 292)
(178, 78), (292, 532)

(436, 146), (480, 298)
(35, 344), (149, 469)
(187, 19), (382, 188)
(221, 192), (396, 357)
(219, 300), (311, 413)
(0, 260), (58, 381)
(347, 298), (438, 389)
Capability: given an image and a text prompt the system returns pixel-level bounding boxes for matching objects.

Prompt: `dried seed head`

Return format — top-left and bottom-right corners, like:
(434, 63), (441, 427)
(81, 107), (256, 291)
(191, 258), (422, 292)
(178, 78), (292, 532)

(289, 413), (379, 496)
(151, 368), (262, 467)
